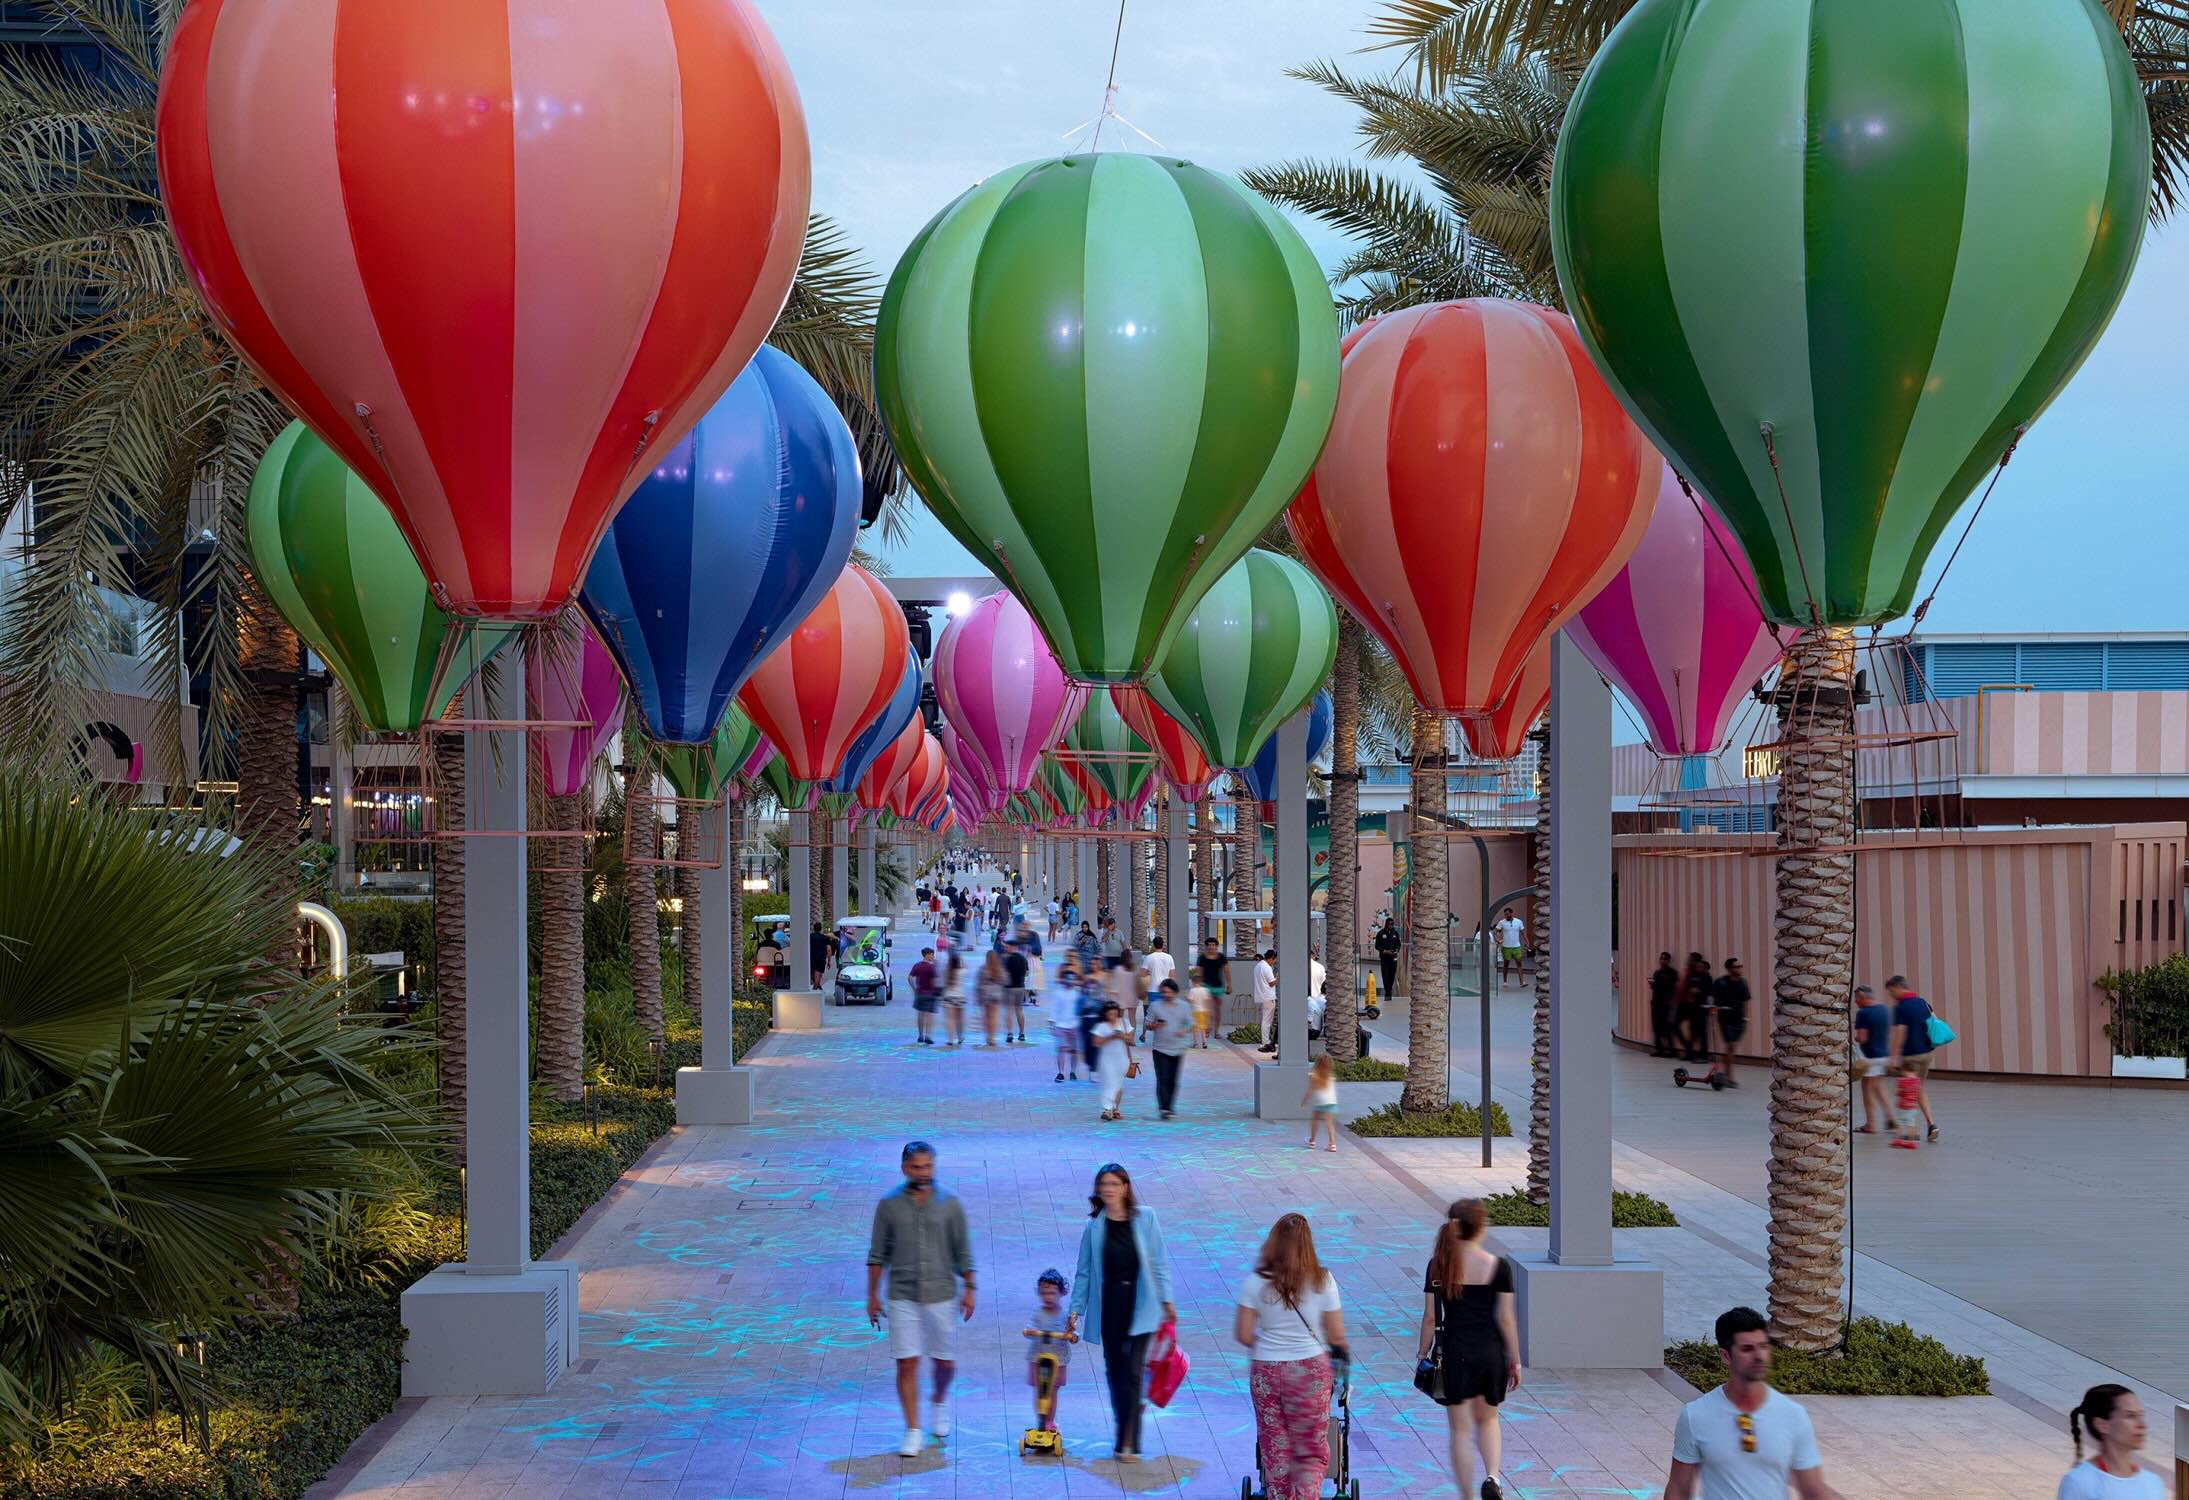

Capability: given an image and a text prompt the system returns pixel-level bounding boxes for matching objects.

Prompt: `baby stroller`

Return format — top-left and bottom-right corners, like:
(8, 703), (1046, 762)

(1242, 1354), (1358, 1499)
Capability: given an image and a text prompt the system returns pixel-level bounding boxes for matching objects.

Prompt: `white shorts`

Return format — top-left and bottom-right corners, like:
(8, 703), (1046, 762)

(886, 1298), (957, 1361)
(1862, 1056), (1888, 1078)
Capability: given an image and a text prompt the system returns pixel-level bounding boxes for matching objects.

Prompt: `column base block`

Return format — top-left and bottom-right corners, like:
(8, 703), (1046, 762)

(1510, 1251), (1663, 1368)
(772, 990), (824, 1030)
(399, 1261), (578, 1396)
(674, 1065), (753, 1125)
(1253, 1061), (1314, 1120)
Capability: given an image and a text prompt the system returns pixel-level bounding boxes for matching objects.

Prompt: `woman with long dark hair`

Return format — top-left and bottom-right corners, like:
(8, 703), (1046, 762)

(2058, 1385), (2162, 1497)
(1065, 1164), (1175, 1462)
(1416, 1199), (1522, 1500)
(1234, 1213), (1347, 1500)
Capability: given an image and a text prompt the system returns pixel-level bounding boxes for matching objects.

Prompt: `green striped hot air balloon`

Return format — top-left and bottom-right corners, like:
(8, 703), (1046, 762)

(1551, 0), (2150, 628)
(876, 153), (1341, 683)
(1146, 549), (1337, 771)
(1064, 692), (1153, 809)
(1037, 755), (1085, 823)
(756, 750), (815, 815)
(248, 422), (511, 733)
(653, 706), (760, 805)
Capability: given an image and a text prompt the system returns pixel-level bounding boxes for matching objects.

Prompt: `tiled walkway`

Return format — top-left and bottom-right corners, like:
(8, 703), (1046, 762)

(319, 899), (2174, 1499)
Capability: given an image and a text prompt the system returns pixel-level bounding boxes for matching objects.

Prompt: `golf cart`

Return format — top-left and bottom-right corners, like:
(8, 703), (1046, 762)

(832, 916), (894, 1005)
(750, 915), (790, 989)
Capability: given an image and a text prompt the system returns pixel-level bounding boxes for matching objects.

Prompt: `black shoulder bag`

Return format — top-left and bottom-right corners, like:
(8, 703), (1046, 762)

(1413, 1290), (1446, 1400)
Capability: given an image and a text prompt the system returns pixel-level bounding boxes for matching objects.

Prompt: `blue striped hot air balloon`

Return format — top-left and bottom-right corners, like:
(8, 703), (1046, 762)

(579, 344), (861, 748)
(1238, 691), (1330, 805)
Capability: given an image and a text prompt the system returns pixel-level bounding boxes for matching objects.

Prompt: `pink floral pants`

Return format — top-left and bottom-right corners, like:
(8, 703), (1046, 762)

(1250, 1354), (1333, 1500)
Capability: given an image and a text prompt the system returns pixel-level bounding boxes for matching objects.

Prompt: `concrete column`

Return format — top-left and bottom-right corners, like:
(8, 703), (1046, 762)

(861, 817), (879, 915)
(1256, 710), (1312, 1118)
(830, 814), (851, 924)
(1164, 793), (1191, 961)
(462, 655), (529, 1275)
(1511, 631), (1662, 1368)
(1076, 839), (1097, 921)
(401, 644), (580, 1397)
(789, 810), (813, 974)
(676, 797), (754, 1123)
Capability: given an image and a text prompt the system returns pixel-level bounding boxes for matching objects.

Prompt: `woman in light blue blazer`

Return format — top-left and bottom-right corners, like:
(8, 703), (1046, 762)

(1064, 1162), (1176, 1461)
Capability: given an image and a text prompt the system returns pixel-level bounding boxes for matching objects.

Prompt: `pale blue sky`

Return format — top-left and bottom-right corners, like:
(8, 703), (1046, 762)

(756, 0), (2189, 635)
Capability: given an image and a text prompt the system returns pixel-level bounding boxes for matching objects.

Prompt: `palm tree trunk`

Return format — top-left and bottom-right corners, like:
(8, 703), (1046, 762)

(1528, 769), (1552, 1204)
(1153, 809), (1169, 945)
(431, 730), (467, 1157)
(678, 858), (703, 1018)
(1194, 793), (1216, 955)
(624, 761), (663, 1042)
(534, 790), (585, 1101)
(1231, 787), (1256, 964)
(1127, 830), (1145, 952)
(1097, 837), (1114, 924)
(1324, 618), (1362, 1063)
(237, 588), (301, 967)
(1766, 628), (1858, 1353)
(1401, 705), (1450, 1113)
(810, 818), (828, 943)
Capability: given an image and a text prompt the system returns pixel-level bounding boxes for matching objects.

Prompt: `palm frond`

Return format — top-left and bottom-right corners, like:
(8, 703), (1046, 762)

(1363, 0), (1634, 83)
(2133, 4), (2189, 217)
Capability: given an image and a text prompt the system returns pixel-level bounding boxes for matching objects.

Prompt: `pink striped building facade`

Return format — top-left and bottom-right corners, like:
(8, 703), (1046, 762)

(1614, 823), (2186, 1079)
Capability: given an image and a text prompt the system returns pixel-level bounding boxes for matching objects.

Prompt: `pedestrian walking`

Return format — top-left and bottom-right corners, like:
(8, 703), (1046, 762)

(975, 949), (1006, 1047)
(864, 1141), (976, 1459)
(1075, 921), (1101, 969)
(1141, 938), (1176, 994)
(1092, 1001), (1136, 1121)
(1494, 907), (1526, 987)
(1853, 985), (1893, 1133)
(908, 946), (941, 1046)
(1665, 1307), (1840, 1500)
(1003, 937), (1032, 1042)
(1887, 975), (1941, 1140)
(1710, 959), (1751, 1087)
(1235, 1212), (1347, 1500)
(1066, 1164), (1176, 1463)
(1300, 1055), (1340, 1151)
(1416, 1198), (1522, 1500)
(2058, 1385), (2164, 1498)
(809, 922), (839, 989)
(941, 950), (967, 1047)
(1681, 954), (1714, 1063)
(1649, 952), (1682, 1057)
(1143, 978), (1194, 1119)
(1074, 969), (1108, 1075)
(1253, 949), (1279, 1053)
(1375, 916), (1402, 1003)
(1051, 987), (1082, 1082)
(1109, 944), (1142, 1026)
(1194, 939), (1228, 1045)
(1101, 918), (1124, 969)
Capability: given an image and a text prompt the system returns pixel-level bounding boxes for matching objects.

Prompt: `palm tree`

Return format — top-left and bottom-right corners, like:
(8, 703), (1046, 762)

(0, 766), (428, 1446)
(1322, 616), (1366, 1063)
(533, 788), (586, 1100)
(624, 760), (665, 1040)
(1400, 704), (1452, 1111)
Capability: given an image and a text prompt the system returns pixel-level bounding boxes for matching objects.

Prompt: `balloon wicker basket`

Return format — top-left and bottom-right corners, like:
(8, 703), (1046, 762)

(1409, 736), (1543, 837)
(349, 759), (439, 864)
(1734, 632), (1965, 858)
(625, 792), (725, 871)
(408, 724), (596, 846)
(524, 769), (599, 875)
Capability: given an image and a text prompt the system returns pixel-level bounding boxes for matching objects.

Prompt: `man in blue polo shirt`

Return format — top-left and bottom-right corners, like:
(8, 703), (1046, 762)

(1887, 975), (1940, 1142)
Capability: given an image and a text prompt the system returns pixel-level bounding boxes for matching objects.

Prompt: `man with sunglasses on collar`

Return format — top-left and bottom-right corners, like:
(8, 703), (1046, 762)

(1666, 1307), (1839, 1499)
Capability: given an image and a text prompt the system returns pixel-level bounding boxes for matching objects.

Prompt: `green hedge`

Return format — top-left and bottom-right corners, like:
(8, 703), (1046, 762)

(328, 896), (435, 985)
(1480, 1188), (1678, 1228)
(1334, 1058), (1406, 1082)
(2097, 951), (2189, 1059)
(1, 1078), (705, 1498)
(1347, 1099), (1512, 1137)
(1665, 1317), (1987, 1397)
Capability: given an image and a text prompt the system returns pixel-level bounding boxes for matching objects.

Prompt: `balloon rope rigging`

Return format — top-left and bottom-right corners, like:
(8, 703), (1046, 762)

(1090, 0), (1128, 151)
(1907, 426), (2025, 629)
(1674, 471), (1786, 648)
(1757, 425), (1821, 629)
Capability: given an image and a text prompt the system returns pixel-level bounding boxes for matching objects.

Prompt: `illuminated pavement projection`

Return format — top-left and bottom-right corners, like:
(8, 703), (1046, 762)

(319, 895), (2147, 1498)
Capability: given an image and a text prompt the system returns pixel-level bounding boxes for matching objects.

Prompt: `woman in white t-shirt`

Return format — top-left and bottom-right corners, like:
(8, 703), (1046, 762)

(1234, 1213), (1348, 1500)
(2059, 1385), (2165, 1499)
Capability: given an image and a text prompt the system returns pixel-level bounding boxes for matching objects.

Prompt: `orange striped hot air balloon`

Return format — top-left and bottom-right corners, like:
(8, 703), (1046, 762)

(735, 565), (909, 784)
(1288, 299), (1655, 718)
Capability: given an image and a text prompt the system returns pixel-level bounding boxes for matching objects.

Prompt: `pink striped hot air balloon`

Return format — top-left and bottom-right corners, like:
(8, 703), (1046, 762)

(933, 591), (1082, 794)
(938, 720), (996, 818)
(1565, 467), (1788, 757)
(529, 616), (627, 797)
(735, 564), (910, 783)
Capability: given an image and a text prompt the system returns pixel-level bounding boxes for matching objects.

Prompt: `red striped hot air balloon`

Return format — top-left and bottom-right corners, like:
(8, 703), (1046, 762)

(856, 715), (924, 812)
(736, 565), (910, 784)
(1457, 642), (1550, 762)
(156, 0), (809, 620)
(1110, 686), (1212, 802)
(887, 732), (945, 822)
(1288, 299), (1656, 716)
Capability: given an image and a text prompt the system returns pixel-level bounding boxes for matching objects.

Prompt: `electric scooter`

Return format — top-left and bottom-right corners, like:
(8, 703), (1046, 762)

(1672, 1004), (1731, 1090)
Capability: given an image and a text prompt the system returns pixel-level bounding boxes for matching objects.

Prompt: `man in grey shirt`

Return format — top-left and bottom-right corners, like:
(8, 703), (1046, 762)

(866, 1140), (975, 1457)
(1142, 978), (1196, 1120)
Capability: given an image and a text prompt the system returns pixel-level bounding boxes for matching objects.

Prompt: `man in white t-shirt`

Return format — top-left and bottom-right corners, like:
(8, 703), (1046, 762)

(1494, 907), (1527, 986)
(1252, 950), (1278, 1053)
(1667, 1307), (1839, 1500)
(1141, 942), (1176, 992)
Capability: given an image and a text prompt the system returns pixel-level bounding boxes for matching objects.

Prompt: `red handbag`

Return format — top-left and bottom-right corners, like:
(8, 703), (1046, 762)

(1145, 1317), (1189, 1408)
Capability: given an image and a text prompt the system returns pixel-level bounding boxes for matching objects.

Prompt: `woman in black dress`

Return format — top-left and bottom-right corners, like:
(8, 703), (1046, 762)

(1415, 1199), (1522, 1500)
